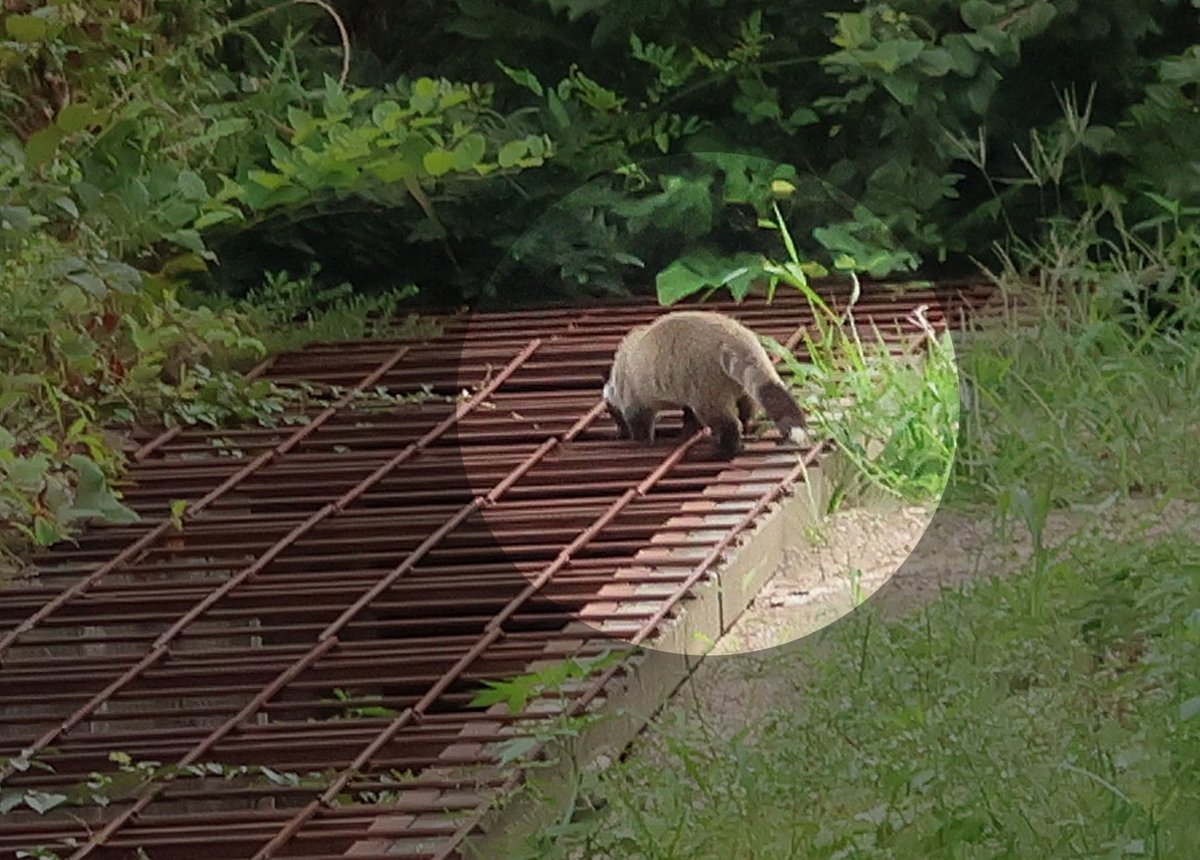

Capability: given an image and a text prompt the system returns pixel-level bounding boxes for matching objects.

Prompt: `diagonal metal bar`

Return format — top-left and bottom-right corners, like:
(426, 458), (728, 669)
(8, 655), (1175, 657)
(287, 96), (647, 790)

(0, 346), (410, 660)
(71, 408), (594, 860)
(251, 315), (814, 859)
(2, 341), (539, 785)
(59, 341), (544, 858)
(247, 406), (711, 859)
(428, 444), (823, 860)
(129, 355), (279, 462)
(0, 287), (1001, 859)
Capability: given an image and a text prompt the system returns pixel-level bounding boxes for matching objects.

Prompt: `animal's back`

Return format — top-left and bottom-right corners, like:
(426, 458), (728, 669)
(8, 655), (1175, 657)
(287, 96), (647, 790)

(635, 312), (751, 406)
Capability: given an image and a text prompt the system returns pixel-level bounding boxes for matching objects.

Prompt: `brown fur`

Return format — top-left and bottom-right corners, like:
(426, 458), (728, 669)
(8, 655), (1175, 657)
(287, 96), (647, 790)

(603, 311), (809, 459)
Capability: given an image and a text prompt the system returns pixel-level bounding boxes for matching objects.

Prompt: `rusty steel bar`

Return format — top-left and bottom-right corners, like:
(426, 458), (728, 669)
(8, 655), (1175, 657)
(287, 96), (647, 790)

(1, 342), (537, 785)
(428, 445), (825, 860)
(0, 284), (1002, 859)
(60, 342), (544, 858)
(247, 425), (713, 858)
(128, 356), (279, 463)
(251, 317), (821, 857)
(0, 347), (411, 661)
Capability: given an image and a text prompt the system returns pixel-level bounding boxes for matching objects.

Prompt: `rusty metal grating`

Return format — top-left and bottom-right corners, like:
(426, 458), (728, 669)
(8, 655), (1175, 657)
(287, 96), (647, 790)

(0, 280), (1005, 859)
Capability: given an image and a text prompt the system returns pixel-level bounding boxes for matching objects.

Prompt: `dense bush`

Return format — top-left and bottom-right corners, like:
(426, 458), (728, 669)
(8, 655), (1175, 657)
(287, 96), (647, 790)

(2, 0), (1197, 556)
(305, 0), (1200, 303)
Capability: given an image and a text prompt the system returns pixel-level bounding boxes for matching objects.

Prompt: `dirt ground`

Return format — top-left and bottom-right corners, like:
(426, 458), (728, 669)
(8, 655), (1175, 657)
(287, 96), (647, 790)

(656, 493), (1200, 736)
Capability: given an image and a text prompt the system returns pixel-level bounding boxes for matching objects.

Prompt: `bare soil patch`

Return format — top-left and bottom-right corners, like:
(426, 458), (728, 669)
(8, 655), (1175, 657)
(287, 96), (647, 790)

(652, 494), (1200, 739)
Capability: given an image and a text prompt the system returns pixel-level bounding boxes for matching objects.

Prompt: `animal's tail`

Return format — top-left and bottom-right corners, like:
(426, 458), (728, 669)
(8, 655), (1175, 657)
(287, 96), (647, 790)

(719, 341), (810, 444)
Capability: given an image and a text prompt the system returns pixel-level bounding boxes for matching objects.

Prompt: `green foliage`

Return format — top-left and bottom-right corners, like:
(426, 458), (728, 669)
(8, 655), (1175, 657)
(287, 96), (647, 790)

(222, 264), (433, 352)
(0, 229), (274, 558)
(469, 650), (627, 770)
(471, 650), (626, 715)
(11, 0), (1195, 303)
(513, 529), (1200, 858)
(0, 749), (334, 820)
(324, 688), (399, 720)
(656, 249), (766, 305)
(204, 74), (553, 236)
(417, 0), (1196, 300)
(779, 319), (962, 506)
(949, 195), (1200, 513)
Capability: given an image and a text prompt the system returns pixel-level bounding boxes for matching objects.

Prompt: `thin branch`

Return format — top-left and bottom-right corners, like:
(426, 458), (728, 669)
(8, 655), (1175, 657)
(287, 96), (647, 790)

(295, 0), (352, 86)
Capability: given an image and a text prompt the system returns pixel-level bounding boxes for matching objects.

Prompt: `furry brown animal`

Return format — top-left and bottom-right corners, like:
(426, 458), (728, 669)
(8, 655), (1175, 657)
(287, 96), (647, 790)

(603, 310), (809, 459)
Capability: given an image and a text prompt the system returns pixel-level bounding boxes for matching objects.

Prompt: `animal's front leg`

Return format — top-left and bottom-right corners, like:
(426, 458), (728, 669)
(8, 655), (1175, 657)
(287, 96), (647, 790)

(698, 405), (742, 460)
(626, 408), (658, 444)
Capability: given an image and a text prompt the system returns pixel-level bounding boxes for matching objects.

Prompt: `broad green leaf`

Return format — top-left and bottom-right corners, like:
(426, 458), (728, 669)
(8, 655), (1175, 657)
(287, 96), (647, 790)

(247, 169), (289, 190)
(24, 126), (62, 167)
(206, 117), (251, 139)
(411, 77), (438, 113)
(66, 271), (108, 297)
(177, 170), (208, 201)
(0, 204), (43, 233)
(943, 35), (981, 75)
(966, 70), (1000, 114)
(193, 208), (238, 230)
(919, 47), (956, 77)
(52, 195), (78, 218)
(862, 39), (925, 73)
(786, 107), (819, 128)
(371, 100), (403, 130)
(159, 252), (210, 276)
(881, 75), (919, 106)
(7, 454), (50, 488)
(5, 14), (49, 41)
(497, 139), (528, 168)
(422, 148), (457, 177)
(656, 258), (708, 306)
(724, 265), (758, 301)
(367, 156), (414, 183)
(56, 103), (103, 133)
(68, 454), (140, 525)
(961, 0), (999, 29)
(546, 90), (571, 130)
(164, 229), (206, 254)
(832, 13), (871, 49)
(452, 133), (487, 170)
(33, 517), (63, 547)
(23, 790), (69, 815)
(322, 74), (349, 116)
(286, 106), (317, 143)
(496, 61), (543, 95)
(497, 736), (540, 766)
